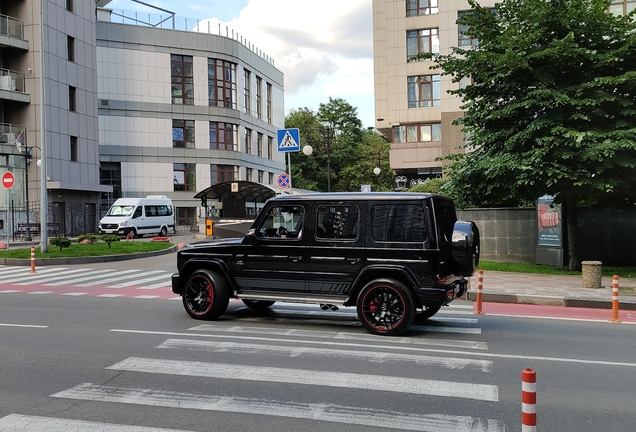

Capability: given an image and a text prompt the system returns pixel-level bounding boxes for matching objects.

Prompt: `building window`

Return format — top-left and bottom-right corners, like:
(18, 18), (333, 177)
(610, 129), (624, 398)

(267, 136), (273, 160)
(457, 11), (478, 47)
(210, 122), (238, 151)
(393, 123), (442, 143)
(406, 29), (439, 60)
(70, 136), (78, 161)
(406, 0), (439, 16)
(66, 0), (73, 12)
(609, 0), (636, 15)
(173, 163), (196, 192)
(100, 162), (122, 212)
(269, 172), (274, 185)
(245, 128), (252, 154)
(67, 36), (75, 62)
(246, 167), (253, 182)
(69, 86), (76, 111)
(208, 59), (237, 109)
(256, 77), (263, 120)
(172, 120), (195, 148)
(266, 83), (272, 124)
(210, 164), (237, 184)
(257, 133), (263, 158)
(243, 69), (251, 115)
(258, 170), (264, 184)
(171, 55), (194, 105)
(176, 207), (197, 230)
(408, 75), (441, 108)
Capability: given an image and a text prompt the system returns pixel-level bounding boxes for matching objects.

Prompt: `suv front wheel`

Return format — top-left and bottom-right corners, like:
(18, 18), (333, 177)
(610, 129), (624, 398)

(357, 279), (416, 336)
(182, 269), (229, 320)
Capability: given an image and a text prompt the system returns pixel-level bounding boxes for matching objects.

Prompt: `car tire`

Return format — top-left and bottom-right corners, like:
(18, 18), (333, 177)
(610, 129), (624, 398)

(452, 221), (480, 277)
(414, 305), (441, 321)
(160, 226), (168, 237)
(241, 299), (276, 309)
(182, 269), (229, 320)
(356, 278), (415, 336)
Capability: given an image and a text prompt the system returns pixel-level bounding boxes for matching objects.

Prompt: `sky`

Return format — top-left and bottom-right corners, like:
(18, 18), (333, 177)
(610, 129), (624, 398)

(106, 0), (376, 127)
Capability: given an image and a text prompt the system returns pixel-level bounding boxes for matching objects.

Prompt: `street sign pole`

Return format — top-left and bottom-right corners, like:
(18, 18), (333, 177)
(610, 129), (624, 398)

(287, 153), (293, 194)
(2, 171), (15, 249)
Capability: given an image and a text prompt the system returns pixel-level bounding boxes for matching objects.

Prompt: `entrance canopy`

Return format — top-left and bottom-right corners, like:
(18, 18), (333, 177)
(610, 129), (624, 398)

(194, 181), (278, 202)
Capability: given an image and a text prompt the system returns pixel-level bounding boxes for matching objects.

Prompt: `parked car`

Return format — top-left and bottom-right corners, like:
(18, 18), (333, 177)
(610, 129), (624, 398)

(99, 196), (174, 238)
(172, 192), (479, 336)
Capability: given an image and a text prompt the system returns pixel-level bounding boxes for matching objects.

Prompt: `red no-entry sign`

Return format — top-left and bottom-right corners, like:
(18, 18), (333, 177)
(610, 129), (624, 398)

(2, 171), (15, 190)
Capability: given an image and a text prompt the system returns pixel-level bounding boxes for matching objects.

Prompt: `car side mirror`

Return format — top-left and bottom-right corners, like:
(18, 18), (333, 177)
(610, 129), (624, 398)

(244, 229), (258, 245)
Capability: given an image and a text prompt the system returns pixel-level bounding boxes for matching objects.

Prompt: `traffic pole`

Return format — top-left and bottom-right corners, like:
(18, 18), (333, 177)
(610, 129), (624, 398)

(610, 275), (621, 323)
(475, 269), (485, 314)
(522, 368), (537, 432)
(29, 245), (36, 274)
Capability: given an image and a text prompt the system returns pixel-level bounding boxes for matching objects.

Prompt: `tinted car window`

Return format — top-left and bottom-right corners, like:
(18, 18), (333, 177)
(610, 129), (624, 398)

(316, 205), (359, 240)
(371, 204), (426, 242)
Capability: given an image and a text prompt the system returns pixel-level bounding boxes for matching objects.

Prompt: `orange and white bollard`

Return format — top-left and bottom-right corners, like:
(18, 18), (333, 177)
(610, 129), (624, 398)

(610, 275), (621, 323)
(29, 245), (36, 274)
(474, 269), (485, 314)
(522, 368), (537, 431)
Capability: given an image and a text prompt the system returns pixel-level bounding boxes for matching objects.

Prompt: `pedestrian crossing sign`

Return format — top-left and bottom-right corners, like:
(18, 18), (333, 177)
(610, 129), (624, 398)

(277, 129), (300, 152)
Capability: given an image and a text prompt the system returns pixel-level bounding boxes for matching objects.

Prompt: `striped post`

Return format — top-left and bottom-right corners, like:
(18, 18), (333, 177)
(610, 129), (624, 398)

(29, 245), (36, 274)
(474, 269), (485, 314)
(610, 275), (621, 323)
(522, 368), (537, 431)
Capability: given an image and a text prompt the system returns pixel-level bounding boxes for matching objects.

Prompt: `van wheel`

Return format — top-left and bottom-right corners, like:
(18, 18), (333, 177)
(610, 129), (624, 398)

(414, 305), (441, 321)
(160, 226), (168, 237)
(241, 299), (275, 309)
(182, 269), (229, 320)
(356, 279), (415, 336)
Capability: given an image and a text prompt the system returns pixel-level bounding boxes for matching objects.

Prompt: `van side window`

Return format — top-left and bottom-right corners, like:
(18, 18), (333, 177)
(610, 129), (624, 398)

(316, 205), (359, 240)
(371, 204), (427, 242)
(132, 207), (142, 218)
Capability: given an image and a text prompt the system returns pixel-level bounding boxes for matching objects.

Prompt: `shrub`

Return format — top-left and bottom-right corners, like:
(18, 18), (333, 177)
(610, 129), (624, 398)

(100, 234), (121, 249)
(408, 178), (447, 195)
(77, 234), (100, 244)
(49, 237), (71, 251)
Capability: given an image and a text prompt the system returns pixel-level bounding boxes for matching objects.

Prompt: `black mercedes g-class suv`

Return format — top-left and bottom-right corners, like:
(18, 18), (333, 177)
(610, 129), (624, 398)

(172, 192), (479, 336)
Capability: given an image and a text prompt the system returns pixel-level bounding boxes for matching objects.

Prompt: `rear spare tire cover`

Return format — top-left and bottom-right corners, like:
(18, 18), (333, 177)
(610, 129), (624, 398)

(451, 221), (480, 277)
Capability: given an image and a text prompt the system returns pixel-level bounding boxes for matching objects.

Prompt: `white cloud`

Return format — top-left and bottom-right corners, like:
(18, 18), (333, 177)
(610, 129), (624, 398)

(193, 0), (375, 125)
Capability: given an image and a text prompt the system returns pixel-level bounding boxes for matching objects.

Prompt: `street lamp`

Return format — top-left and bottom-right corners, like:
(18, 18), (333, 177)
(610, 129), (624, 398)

(301, 126), (333, 192)
(15, 130), (39, 241)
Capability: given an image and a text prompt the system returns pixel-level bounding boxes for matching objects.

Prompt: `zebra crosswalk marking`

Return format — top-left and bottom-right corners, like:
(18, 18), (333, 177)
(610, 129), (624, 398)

(157, 338), (493, 372)
(44, 268), (118, 286)
(106, 357), (498, 401)
(0, 267), (68, 283)
(52, 383), (505, 432)
(0, 414), (195, 432)
(74, 269), (156, 287)
(108, 273), (170, 288)
(14, 268), (88, 285)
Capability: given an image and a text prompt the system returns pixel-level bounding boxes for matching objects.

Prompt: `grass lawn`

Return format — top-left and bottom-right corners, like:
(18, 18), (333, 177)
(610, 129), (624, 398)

(480, 260), (636, 279)
(0, 241), (173, 259)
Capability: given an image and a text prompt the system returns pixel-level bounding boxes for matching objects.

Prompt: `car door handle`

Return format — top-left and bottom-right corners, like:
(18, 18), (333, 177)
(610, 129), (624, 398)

(289, 256), (302, 262)
(346, 258), (361, 264)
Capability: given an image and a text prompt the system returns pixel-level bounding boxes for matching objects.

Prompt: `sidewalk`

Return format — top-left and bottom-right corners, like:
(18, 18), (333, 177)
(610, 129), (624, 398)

(467, 272), (636, 310)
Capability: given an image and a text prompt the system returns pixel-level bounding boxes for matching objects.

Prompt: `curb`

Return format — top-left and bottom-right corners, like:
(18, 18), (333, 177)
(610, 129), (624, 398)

(0, 244), (177, 266)
(467, 291), (636, 311)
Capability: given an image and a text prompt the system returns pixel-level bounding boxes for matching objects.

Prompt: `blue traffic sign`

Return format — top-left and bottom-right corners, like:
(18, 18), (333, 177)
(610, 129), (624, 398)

(277, 129), (300, 152)
(277, 173), (291, 189)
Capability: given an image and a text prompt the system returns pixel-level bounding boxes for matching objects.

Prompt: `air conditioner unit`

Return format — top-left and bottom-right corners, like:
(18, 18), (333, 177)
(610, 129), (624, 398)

(0, 76), (13, 91)
(0, 133), (15, 144)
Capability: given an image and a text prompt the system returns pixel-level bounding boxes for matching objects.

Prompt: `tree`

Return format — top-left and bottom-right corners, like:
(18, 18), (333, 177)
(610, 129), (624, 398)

(338, 128), (392, 191)
(420, 0), (636, 270)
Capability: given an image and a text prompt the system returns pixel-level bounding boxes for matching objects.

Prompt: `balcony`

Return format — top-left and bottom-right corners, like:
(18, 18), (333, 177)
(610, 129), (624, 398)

(0, 123), (26, 155)
(0, 14), (28, 50)
(0, 69), (30, 103)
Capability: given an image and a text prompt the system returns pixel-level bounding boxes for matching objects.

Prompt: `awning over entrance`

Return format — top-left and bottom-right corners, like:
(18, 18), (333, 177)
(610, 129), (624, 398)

(194, 181), (278, 202)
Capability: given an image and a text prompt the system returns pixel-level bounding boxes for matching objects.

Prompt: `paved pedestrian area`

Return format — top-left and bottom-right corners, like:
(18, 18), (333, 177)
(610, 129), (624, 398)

(467, 271), (636, 309)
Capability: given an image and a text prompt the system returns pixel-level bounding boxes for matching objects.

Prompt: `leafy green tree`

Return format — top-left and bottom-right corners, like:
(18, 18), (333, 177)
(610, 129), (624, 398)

(408, 178), (448, 195)
(419, 0), (636, 270)
(49, 237), (71, 251)
(100, 234), (121, 248)
(338, 128), (392, 191)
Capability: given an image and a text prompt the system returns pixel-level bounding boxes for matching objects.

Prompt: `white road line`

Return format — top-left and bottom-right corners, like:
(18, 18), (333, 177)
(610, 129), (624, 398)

(137, 281), (172, 289)
(157, 338), (493, 372)
(112, 328), (636, 368)
(28, 291), (54, 295)
(45, 268), (120, 286)
(13, 268), (89, 285)
(74, 269), (154, 287)
(62, 292), (88, 296)
(98, 294), (124, 298)
(0, 414), (194, 432)
(0, 266), (38, 276)
(0, 267), (69, 283)
(190, 324), (486, 348)
(430, 317), (479, 324)
(52, 384), (503, 432)
(438, 310), (476, 316)
(133, 295), (159, 299)
(108, 273), (171, 288)
(106, 357), (498, 401)
(411, 325), (482, 334)
(0, 323), (48, 328)
(0, 290), (22, 293)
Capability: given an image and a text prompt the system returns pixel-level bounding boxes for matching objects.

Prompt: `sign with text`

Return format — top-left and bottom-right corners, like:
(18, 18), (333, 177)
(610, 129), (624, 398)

(537, 195), (562, 247)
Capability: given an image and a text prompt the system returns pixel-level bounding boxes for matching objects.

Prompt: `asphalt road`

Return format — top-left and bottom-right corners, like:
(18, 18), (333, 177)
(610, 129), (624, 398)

(1, 256), (636, 432)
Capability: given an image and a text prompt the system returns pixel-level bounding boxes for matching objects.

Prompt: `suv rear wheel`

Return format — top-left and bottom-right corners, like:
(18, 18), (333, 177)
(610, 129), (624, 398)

(357, 279), (415, 336)
(182, 269), (229, 320)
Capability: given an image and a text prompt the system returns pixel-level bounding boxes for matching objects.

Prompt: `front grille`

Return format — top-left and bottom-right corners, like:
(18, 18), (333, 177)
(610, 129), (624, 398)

(102, 223), (119, 229)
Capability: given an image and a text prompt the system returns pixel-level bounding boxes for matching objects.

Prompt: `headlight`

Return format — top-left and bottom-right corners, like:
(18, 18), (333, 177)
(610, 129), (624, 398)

(120, 221), (127, 227)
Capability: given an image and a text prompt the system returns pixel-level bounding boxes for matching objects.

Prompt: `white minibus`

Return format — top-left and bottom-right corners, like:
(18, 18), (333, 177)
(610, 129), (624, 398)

(99, 196), (175, 237)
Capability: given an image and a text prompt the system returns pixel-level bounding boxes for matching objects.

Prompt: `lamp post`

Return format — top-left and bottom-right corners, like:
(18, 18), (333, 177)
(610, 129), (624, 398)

(301, 126), (333, 192)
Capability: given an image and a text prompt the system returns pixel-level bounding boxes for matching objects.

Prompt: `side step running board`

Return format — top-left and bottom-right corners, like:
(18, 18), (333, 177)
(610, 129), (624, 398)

(237, 292), (348, 305)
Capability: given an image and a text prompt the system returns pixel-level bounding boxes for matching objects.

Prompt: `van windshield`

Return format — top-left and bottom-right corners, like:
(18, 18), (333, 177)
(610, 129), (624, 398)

(106, 205), (135, 217)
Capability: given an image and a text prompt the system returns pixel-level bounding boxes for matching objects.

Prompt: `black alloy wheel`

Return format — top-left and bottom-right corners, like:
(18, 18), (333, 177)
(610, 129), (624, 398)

(357, 279), (415, 336)
(182, 269), (229, 320)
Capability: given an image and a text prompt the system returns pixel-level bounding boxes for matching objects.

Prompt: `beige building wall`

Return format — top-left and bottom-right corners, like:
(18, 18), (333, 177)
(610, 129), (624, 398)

(373, 0), (497, 187)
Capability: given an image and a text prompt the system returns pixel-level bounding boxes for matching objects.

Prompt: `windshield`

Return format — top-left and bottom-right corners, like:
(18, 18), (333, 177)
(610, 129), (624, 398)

(106, 205), (135, 217)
